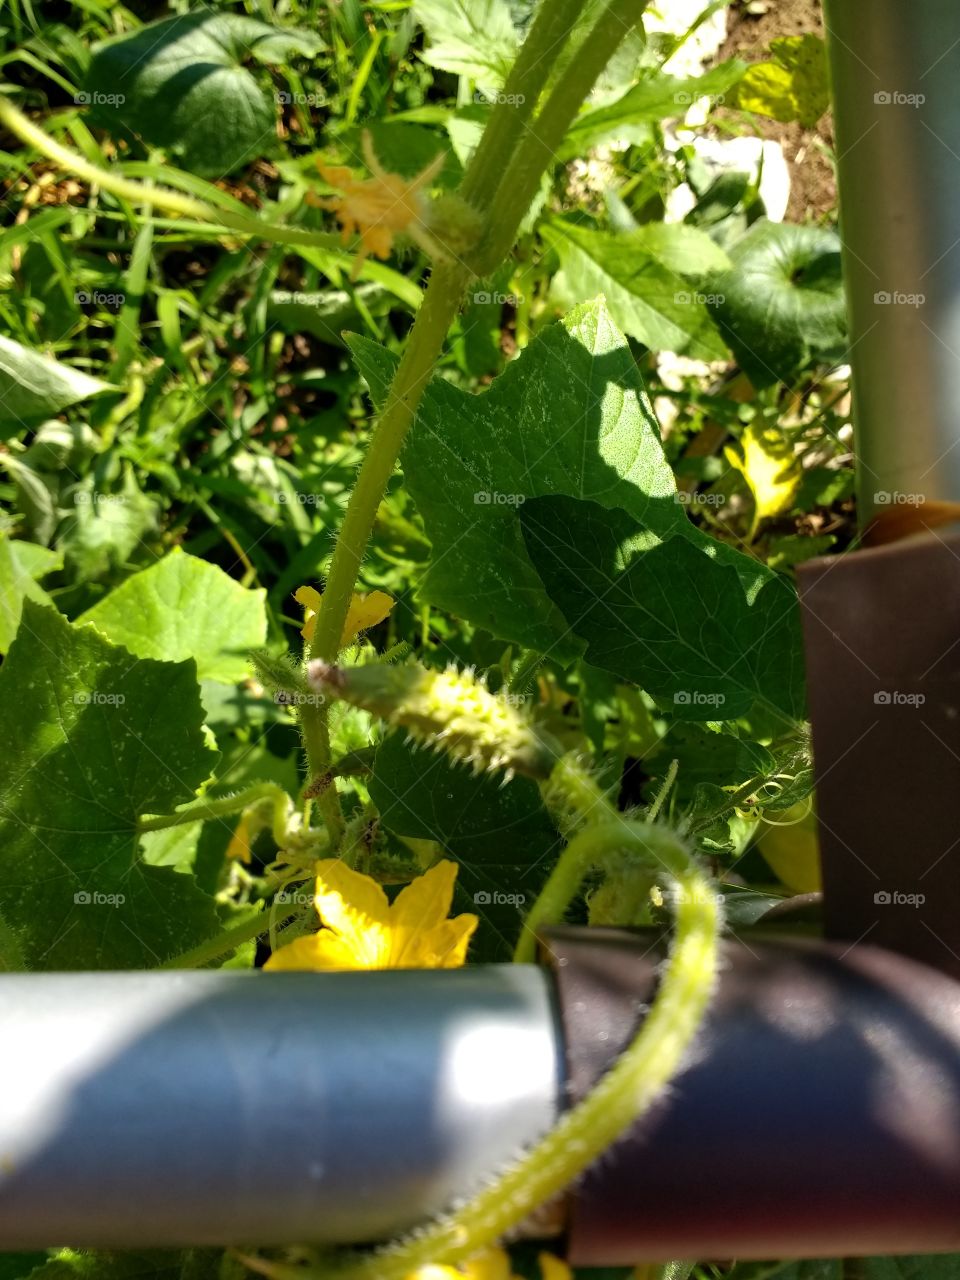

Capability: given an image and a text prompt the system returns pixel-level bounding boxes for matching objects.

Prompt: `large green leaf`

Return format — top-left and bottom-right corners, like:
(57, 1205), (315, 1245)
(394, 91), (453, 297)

(521, 496), (805, 724)
(78, 548), (267, 683)
(348, 299), (767, 662)
(0, 603), (221, 969)
(545, 220), (731, 358)
(0, 336), (110, 434)
(369, 731), (560, 960)
(707, 220), (847, 388)
(85, 11), (322, 176)
(412, 0), (518, 88)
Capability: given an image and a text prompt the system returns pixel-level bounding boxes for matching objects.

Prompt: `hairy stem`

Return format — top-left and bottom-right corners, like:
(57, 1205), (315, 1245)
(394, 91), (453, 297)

(515, 814), (684, 963)
(157, 908), (271, 971)
(138, 782), (289, 848)
(299, 0), (623, 832)
(474, 0), (647, 275)
(459, 0), (587, 210)
(298, 256), (471, 801)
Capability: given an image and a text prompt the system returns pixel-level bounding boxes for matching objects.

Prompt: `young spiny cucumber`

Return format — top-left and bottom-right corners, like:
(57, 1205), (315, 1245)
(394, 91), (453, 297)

(307, 660), (563, 781)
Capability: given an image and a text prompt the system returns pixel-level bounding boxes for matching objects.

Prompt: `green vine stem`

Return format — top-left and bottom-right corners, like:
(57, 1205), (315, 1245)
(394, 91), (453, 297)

(303, 0), (648, 834)
(246, 819), (719, 1280)
(514, 816), (688, 964)
(457, 0), (587, 211)
(157, 908), (272, 971)
(471, 0), (646, 276)
(0, 97), (344, 252)
(138, 782), (291, 849)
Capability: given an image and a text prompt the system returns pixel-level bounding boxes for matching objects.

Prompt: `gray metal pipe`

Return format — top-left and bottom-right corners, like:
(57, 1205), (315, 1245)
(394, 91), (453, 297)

(825, 0), (960, 522)
(8, 937), (960, 1256)
(0, 966), (561, 1248)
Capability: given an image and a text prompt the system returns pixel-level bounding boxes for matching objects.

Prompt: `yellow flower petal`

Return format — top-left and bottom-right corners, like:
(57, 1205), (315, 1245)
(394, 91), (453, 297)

(341, 590), (395, 646)
(294, 584), (323, 643)
(266, 858), (477, 972)
(427, 915), (481, 968)
(225, 812), (252, 864)
(462, 1250), (514, 1280)
(390, 860), (477, 967)
(313, 857), (393, 968)
(294, 585), (395, 648)
(725, 424), (800, 525)
(263, 931), (357, 972)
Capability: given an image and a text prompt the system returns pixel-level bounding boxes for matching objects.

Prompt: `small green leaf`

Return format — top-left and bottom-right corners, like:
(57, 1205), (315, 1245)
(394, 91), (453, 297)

(58, 471), (160, 583)
(521, 496), (805, 725)
(708, 220), (847, 387)
(545, 220), (730, 358)
(0, 336), (110, 433)
(0, 534), (54, 655)
(7, 540), (63, 581)
(85, 11), (322, 176)
(412, 0), (518, 88)
(78, 547), (267, 683)
(0, 602), (221, 969)
(732, 34), (830, 128)
(565, 61), (747, 151)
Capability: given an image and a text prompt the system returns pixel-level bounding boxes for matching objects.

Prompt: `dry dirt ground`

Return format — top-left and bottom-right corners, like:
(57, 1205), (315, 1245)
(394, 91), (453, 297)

(717, 0), (836, 221)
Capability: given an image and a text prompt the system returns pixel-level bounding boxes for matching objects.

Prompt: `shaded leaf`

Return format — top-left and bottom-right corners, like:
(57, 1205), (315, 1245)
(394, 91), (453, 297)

(85, 11), (322, 176)
(348, 300), (764, 662)
(707, 220), (846, 387)
(369, 730), (561, 960)
(521, 495), (805, 724)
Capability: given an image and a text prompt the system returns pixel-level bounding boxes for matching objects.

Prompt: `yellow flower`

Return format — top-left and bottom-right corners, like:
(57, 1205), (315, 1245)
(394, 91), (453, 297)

(264, 858), (478, 971)
(724, 423), (801, 530)
(294, 584), (395, 649)
(407, 1249), (571, 1280)
(310, 130), (446, 279)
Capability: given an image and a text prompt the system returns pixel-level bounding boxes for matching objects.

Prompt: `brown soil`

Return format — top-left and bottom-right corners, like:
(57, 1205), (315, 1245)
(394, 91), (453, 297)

(716, 0), (836, 222)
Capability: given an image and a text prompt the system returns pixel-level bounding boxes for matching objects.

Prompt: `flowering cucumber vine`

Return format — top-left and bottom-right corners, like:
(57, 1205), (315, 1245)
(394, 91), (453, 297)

(0, 0), (736, 1269)
(240, 656), (718, 1279)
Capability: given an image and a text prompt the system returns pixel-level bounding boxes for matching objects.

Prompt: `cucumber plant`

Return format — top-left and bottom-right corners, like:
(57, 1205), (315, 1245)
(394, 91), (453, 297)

(0, 1), (864, 1277)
